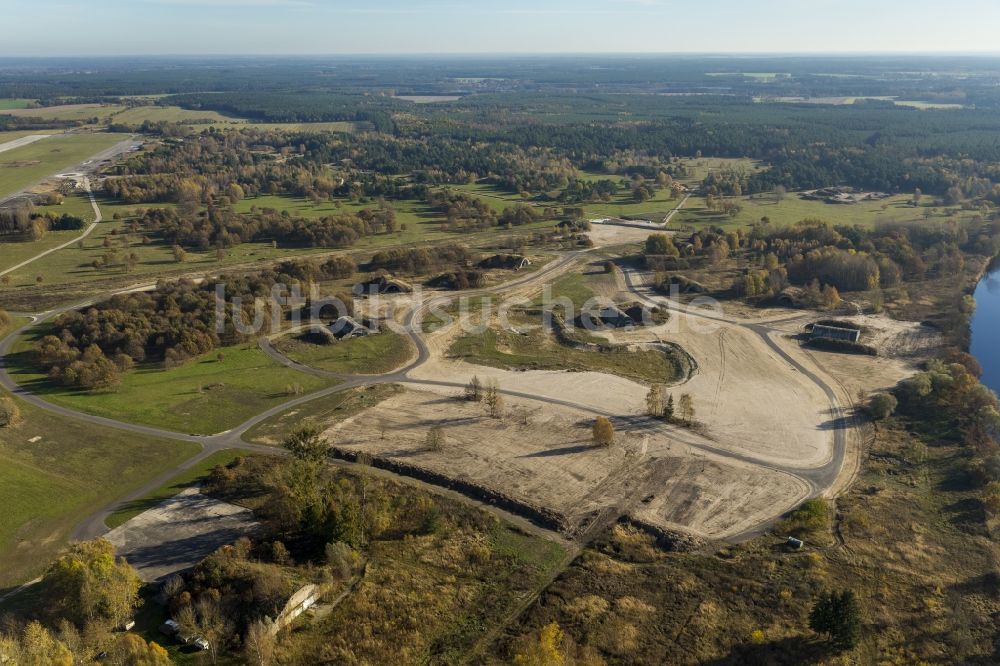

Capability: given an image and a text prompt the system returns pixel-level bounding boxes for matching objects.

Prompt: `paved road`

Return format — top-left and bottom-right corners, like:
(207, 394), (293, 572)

(663, 193), (692, 225)
(0, 177), (102, 278)
(619, 268), (853, 487)
(0, 134), (52, 154)
(0, 135), (140, 208)
(0, 231), (856, 557)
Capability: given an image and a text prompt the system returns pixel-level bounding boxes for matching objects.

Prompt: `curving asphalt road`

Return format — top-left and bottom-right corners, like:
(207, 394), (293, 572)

(0, 237), (858, 551)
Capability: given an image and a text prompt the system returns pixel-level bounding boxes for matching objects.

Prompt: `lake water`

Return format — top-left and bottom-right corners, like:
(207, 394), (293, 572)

(971, 266), (1000, 394)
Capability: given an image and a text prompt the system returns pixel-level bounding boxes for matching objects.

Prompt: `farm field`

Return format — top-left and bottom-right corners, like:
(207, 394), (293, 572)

(0, 392), (199, 589)
(5, 340), (332, 435)
(275, 331), (414, 375)
(110, 105), (244, 125)
(0, 103), (126, 122)
(106, 106), (359, 133)
(105, 449), (255, 529)
(0, 132), (123, 199)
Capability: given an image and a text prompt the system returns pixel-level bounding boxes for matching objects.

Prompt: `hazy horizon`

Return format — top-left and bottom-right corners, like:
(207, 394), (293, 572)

(4, 0), (1000, 57)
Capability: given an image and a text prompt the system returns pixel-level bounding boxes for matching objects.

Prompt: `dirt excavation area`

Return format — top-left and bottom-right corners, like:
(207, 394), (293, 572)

(326, 389), (810, 540)
(411, 304), (836, 469)
(343, 255), (940, 543)
(768, 312), (945, 399)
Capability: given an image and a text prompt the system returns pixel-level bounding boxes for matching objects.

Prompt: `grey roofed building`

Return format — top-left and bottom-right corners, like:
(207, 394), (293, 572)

(811, 324), (861, 344)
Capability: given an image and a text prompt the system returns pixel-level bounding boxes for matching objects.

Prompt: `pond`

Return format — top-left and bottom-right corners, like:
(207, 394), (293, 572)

(971, 265), (1000, 394)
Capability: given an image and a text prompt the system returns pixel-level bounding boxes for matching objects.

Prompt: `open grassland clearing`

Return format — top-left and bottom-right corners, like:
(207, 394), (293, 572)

(0, 229), (87, 275)
(0, 103), (126, 122)
(244, 383), (403, 446)
(106, 105), (360, 133)
(274, 330), (414, 376)
(6, 336), (332, 435)
(110, 105), (244, 125)
(0, 132), (123, 199)
(0, 194), (340, 289)
(448, 324), (685, 386)
(673, 192), (978, 231)
(246, 121), (359, 132)
(0, 129), (64, 143)
(0, 99), (36, 110)
(0, 392), (199, 590)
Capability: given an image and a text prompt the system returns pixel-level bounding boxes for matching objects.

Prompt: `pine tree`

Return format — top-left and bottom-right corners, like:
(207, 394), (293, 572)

(810, 590), (862, 650)
(664, 394), (675, 422)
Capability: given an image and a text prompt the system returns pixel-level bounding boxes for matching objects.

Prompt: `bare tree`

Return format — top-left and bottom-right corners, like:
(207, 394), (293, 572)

(679, 393), (696, 425)
(484, 380), (504, 419)
(646, 384), (664, 418)
(244, 620), (276, 666)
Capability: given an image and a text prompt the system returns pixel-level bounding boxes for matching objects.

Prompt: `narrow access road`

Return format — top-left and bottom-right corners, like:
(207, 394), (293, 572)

(0, 177), (102, 279)
(663, 193), (692, 225)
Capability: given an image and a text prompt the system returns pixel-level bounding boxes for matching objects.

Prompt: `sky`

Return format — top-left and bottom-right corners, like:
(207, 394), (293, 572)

(2, 0), (999, 56)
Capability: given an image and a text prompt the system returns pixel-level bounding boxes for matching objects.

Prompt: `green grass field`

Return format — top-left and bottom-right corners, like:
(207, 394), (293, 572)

(672, 193), (978, 231)
(110, 105), (244, 125)
(530, 272), (597, 309)
(243, 384), (403, 446)
(105, 449), (257, 529)
(275, 331), (413, 375)
(0, 133), (123, 199)
(247, 121), (358, 133)
(0, 189), (556, 290)
(0, 393), (199, 588)
(0, 229), (86, 275)
(0, 103), (126, 122)
(449, 325), (686, 385)
(0, 130), (64, 143)
(6, 339), (332, 435)
(0, 99), (35, 110)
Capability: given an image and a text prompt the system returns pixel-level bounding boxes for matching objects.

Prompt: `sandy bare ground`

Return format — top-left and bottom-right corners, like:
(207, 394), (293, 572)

(774, 314), (944, 399)
(587, 223), (665, 247)
(266, 249), (934, 542)
(326, 389), (810, 539)
(412, 294), (835, 469)
(104, 488), (260, 582)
